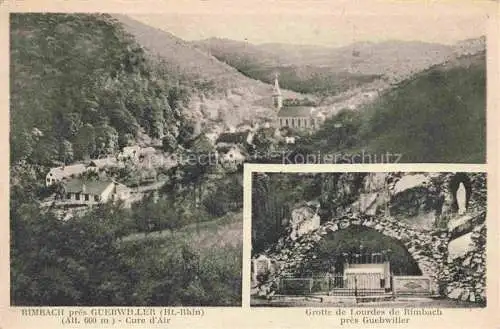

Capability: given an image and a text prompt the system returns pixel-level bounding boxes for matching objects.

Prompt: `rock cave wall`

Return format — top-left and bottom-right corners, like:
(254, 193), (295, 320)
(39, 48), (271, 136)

(252, 172), (487, 303)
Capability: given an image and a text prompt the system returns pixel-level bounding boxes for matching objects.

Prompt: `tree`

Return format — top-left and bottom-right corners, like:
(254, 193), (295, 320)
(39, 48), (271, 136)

(162, 133), (178, 153)
(73, 123), (96, 160)
(251, 173), (290, 254)
(107, 106), (140, 137)
(314, 109), (362, 150)
(253, 128), (274, 153)
(118, 133), (135, 149)
(133, 198), (155, 235)
(167, 84), (190, 112)
(142, 98), (166, 139)
(177, 121), (195, 146)
(203, 175), (243, 217)
(30, 135), (59, 166)
(55, 112), (82, 139)
(58, 139), (74, 164)
(10, 129), (34, 163)
(95, 124), (119, 156)
(10, 201), (137, 306)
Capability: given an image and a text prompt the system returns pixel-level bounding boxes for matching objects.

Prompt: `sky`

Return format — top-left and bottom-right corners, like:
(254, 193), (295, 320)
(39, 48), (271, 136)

(127, 0), (493, 47)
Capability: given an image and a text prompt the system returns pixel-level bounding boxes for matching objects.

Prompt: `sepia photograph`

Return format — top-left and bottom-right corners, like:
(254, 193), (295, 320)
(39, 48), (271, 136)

(6, 1), (494, 323)
(250, 171), (486, 308)
(10, 13), (245, 307)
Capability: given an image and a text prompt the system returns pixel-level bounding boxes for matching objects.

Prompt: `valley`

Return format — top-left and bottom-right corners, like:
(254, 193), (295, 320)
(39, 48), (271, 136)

(9, 12), (486, 307)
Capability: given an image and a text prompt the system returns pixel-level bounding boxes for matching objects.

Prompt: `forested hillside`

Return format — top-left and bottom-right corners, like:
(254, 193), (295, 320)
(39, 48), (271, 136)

(193, 38), (381, 96)
(192, 38), (459, 96)
(303, 51), (486, 163)
(10, 13), (192, 166)
(115, 16), (303, 126)
(10, 13), (243, 306)
(11, 201), (242, 306)
(362, 51), (486, 162)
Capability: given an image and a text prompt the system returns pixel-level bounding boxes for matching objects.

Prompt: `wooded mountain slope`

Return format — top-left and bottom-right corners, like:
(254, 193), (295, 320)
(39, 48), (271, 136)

(306, 51), (486, 163)
(192, 38), (461, 95)
(10, 13), (191, 165)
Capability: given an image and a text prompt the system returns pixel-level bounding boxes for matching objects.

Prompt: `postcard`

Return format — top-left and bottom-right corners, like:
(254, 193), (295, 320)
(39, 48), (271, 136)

(1, 1), (498, 328)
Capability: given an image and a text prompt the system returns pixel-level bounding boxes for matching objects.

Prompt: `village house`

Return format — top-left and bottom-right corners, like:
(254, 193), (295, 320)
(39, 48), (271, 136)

(136, 146), (161, 169)
(118, 145), (141, 161)
(217, 145), (247, 165)
(46, 156), (123, 187)
(235, 123), (253, 133)
(57, 178), (132, 208)
(114, 182), (133, 202)
(205, 132), (219, 144)
(87, 157), (121, 172)
(139, 147), (157, 160)
(46, 164), (88, 187)
(214, 130), (254, 168)
(215, 131), (254, 148)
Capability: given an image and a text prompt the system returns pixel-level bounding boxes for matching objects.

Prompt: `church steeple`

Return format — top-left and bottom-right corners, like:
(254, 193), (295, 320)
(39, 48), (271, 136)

(273, 73), (281, 95)
(272, 72), (282, 110)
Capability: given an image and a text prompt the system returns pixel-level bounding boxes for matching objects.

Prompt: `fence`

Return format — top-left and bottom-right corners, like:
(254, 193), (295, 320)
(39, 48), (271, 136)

(392, 276), (432, 296)
(278, 274), (434, 298)
(278, 274), (393, 297)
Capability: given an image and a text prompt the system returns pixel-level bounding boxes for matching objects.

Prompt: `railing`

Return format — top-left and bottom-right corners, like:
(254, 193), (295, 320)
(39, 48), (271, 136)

(343, 253), (390, 264)
(278, 274), (390, 297)
(278, 274), (432, 298)
(278, 277), (328, 295)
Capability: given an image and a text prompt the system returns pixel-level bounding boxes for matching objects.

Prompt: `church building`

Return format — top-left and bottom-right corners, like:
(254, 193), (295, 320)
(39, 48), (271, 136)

(272, 74), (323, 130)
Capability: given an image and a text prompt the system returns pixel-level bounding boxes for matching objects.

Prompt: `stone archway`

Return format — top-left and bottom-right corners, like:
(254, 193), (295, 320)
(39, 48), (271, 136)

(325, 216), (448, 294)
(301, 225), (422, 276)
(266, 215), (449, 295)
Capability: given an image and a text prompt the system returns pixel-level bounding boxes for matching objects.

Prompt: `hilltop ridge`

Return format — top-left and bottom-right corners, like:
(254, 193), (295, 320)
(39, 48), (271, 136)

(114, 15), (305, 127)
(192, 37), (485, 95)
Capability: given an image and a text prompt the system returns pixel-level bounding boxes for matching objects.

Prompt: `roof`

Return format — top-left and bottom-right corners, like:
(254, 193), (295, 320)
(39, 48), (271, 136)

(48, 164), (87, 179)
(139, 147), (156, 155)
(88, 157), (118, 168)
(122, 145), (141, 154)
(217, 145), (233, 153)
(255, 254), (270, 261)
(218, 144), (248, 154)
(216, 132), (250, 144)
(63, 178), (114, 195)
(115, 182), (131, 193)
(277, 106), (314, 118)
(188, 134), (214, 151)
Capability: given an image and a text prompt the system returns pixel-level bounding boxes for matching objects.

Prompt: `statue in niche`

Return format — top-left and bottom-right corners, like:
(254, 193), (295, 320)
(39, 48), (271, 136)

(456, 182), (467, 215)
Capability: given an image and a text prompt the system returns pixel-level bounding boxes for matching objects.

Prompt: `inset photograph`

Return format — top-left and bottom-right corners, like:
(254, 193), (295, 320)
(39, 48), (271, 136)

(250, 172), (486, 307)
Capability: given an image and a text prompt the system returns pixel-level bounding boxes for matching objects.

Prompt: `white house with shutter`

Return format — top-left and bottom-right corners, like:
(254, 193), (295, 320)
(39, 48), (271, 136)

(46, 164), (88, 187)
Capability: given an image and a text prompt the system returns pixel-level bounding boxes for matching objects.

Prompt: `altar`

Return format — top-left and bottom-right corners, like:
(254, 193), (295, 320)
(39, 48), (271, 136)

(329, 251), (393, 295)
(344, 262), (391, 290)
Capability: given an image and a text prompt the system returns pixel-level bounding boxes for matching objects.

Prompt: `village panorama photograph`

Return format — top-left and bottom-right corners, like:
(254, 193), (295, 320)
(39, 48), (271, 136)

(9, 3), (488, 307)
(250, 172), (486, 307)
